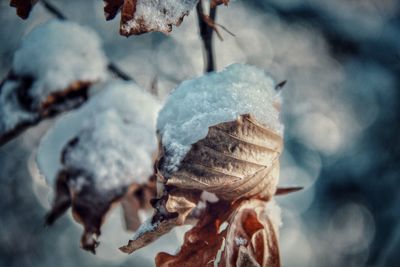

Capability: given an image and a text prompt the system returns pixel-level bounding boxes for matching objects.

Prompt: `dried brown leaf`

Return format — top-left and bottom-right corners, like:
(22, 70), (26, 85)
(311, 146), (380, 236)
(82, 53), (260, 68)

(0, 72), (92, 146)
(103, 0), (197, 36)
(46, 169), (123, 253)
(45, 138), (156, 253)
(210, 0), (229, 8)
(120, 114), (284, 255)
(120, 187), (201, 254)
(9, 0), (38, 19)
(156, 199), (280, 267)
(104, 0), (124, 20)
(162, 114), (283, 201)
(121, 181), (156, 231)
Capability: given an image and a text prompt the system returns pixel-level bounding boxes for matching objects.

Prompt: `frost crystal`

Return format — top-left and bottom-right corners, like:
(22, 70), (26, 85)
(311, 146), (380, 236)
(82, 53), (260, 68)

(157, 63), (283, 173)
(37, 80), (160, 191)
(12, 20), (108, 107)
(121, 0), (198, 35)
(132, 218), (160, 240)
(214, 237), (226, 267)
(234, 236), (247, 246)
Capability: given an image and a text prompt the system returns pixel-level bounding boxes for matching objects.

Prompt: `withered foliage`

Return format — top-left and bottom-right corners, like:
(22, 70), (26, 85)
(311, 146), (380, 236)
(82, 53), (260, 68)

(8, 2), (296, 264)
(104, 0), (124, 20)
(105, 0), (197, 36)
(0, 72), (92, 146)
(161, 114), (283, 201)
(9, 0), (230, 36)
(9, 0), (37, 19)
(120, 114), (288, 267)
(121, 182), (155, 231)
(120, 187), (201, 254)
(46, 137), (156, 253)
(211, 0), (230, 8)
(156, 199), (280, 267)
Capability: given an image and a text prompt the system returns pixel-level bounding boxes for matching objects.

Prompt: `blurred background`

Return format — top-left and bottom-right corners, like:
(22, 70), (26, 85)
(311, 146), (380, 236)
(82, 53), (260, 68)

(0, 0), (399, 266)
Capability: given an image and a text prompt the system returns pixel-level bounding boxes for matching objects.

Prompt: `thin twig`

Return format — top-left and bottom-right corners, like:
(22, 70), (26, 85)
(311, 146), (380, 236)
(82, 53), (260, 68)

(214, 22), (235, 38)
(38, 0), (135, 82)
(107, 63), (134, 81)
(196, 0), (217, 73)
(40, 0), (66, 20)
(201, 14), (235, 42)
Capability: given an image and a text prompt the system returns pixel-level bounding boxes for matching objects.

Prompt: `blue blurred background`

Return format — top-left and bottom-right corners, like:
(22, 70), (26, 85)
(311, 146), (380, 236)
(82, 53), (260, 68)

(0, 0), (399, 266)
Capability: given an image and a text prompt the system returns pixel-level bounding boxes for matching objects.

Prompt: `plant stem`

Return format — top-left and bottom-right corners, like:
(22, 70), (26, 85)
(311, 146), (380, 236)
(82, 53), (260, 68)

(196, 0), (217, 73)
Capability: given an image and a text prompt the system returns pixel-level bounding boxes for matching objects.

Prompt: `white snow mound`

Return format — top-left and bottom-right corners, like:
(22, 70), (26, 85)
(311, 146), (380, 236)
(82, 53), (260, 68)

(121, 0), (198, 34)
(37, 80), (160, 192)
(13, 20), (108, 107)
(157, 63), (283, 173)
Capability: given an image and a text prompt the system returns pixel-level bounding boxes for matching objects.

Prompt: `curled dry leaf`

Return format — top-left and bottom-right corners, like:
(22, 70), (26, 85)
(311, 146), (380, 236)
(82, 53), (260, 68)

(10, 0), (218, 37)
(156, 199), (280, 267)
(104, 0), (124, 20)
(46, 163), (124, 253)
(104, 0), (198, 36)
(46, 172), (155, 254)
(121, 180), (156, 231)
(161, 114), (283, 201)
(120, 65), (290, 265)
(0, 20), (108, 146)
(120, 187), (201, 254)
(9, 0), (38, 19)
(120, 114), (283, 255)
(210, 0), (230, 8)
(46, 137), (156, 253)
(0, 72), (91, 146)
(40, 81), (160, 253)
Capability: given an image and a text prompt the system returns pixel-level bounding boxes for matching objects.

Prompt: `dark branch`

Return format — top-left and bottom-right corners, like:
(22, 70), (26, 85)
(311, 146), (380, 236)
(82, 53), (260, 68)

(107, 63), (134, 81)
(38, 0), (135, 81)
(196, 1), (217, 73)
(40, 0), (66, 20)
